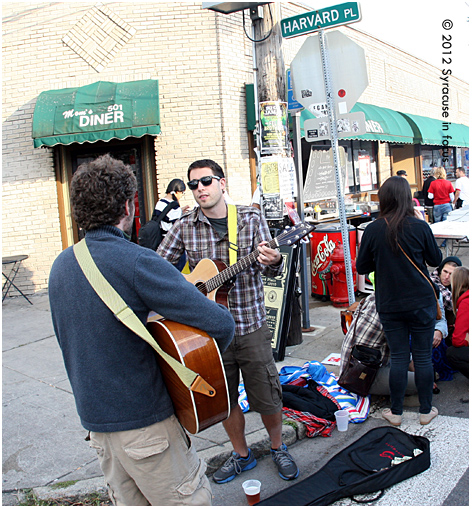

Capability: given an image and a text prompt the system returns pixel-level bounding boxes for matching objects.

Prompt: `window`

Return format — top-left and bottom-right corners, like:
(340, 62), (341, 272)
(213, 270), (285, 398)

(341, 140), (378, 194)
(421, 146), (456, 179)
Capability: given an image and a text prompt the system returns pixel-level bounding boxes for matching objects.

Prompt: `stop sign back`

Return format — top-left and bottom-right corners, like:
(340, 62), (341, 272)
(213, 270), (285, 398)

(290, 30), (368, 116)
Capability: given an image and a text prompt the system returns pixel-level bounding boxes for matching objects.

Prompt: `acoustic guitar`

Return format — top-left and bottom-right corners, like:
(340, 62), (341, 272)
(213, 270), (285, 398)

(148, 221), (315, 434)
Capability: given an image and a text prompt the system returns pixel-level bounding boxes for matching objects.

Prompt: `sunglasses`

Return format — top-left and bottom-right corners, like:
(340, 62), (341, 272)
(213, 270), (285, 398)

(187, 175), (221, 190)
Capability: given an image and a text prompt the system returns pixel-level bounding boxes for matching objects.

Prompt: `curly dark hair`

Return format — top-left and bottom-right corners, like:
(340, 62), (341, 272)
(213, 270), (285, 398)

(70, 154), (137, 231)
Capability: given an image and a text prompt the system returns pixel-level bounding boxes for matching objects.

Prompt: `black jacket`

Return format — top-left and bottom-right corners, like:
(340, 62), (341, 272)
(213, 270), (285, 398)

(423, 176), (436, 206)
(356, 217), (442, 313)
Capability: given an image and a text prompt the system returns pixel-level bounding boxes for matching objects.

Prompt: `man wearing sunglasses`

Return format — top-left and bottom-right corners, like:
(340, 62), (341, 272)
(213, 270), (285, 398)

(158, 159), (300, 484)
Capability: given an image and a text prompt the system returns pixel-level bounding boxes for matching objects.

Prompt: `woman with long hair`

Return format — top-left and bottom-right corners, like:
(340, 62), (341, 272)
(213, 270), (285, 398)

(446, 267), (469, 378)
(357, 176), (442, 426)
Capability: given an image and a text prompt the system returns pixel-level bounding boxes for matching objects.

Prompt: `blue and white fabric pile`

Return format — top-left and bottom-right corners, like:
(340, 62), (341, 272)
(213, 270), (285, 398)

(278, 361), (370, 423)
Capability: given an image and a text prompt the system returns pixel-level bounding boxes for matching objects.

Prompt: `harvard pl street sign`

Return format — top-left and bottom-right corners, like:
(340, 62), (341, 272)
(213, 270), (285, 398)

(281, 2), (361, 38)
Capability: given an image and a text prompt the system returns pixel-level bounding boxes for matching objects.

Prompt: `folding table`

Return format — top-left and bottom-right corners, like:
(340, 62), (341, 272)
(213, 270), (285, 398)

(2, 254), (33, 304)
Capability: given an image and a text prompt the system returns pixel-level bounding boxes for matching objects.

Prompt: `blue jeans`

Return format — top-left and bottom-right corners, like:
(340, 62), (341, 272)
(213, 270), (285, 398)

(379, 306), (436, 415)
(433, 203), (452, 223)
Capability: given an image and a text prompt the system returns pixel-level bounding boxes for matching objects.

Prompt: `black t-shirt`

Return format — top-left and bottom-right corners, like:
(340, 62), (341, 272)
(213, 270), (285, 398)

(208, 217), (228, 238)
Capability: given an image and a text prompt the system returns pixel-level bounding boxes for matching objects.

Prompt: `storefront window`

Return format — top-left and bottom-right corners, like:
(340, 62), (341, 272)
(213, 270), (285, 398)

(456, 147), (469, 174)
(302, 139), (379, 196)
(345, 140), (378, 193)
(421, 146), (457, 179)
(421, 146), (441, 179)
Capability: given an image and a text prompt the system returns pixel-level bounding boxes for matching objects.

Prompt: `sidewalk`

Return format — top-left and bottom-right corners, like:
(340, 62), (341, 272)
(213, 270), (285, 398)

(2, 287), (344, 505)
(2, 244), (468, 505)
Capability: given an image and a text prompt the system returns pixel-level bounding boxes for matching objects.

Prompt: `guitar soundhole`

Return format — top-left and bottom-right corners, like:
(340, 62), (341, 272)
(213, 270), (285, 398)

(195, 282), (208, 296)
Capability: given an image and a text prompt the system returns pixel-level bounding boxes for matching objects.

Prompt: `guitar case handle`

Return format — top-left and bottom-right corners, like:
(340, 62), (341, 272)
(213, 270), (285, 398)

(191, 375), (217, 397)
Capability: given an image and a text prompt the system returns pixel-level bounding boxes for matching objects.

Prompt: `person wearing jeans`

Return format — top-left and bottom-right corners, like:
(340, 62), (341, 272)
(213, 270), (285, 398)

(427, 166), (454, 224)
(433, 202), (453, 223)
(378, 307), (436, 416)
(357, 176), (442, 426)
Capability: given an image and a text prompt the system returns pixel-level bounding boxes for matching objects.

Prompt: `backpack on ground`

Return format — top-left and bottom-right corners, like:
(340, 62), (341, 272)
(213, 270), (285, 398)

(257, 426), (430, 506)
(138, 201), (179, 251)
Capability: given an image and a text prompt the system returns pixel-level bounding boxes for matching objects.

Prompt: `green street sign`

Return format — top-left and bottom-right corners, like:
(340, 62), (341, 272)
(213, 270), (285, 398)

(281, 2), (361, 39)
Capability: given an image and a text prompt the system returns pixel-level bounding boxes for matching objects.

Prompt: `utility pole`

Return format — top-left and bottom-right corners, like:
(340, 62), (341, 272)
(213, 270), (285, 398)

(253, 4), (285, 103)
(252, 3), (311, 338)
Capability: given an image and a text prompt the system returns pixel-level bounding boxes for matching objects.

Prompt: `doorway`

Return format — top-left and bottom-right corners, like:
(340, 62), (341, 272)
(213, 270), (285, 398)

(54, 136), (157, 248)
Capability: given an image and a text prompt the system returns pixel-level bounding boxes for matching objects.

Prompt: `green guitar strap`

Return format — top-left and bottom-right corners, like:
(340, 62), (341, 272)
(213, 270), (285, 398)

(73, 238), (214, 396)
(228, 204), (238, 266)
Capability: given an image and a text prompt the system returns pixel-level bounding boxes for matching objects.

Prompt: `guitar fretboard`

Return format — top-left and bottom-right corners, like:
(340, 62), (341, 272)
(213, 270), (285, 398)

(195, 222), (313, 296)
(204, 238), (279, 293)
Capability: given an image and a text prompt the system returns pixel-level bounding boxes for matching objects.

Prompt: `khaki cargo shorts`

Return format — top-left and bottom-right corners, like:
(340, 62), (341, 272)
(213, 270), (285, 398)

(90, 415), (211, 506)
(222, 323), (283, 415)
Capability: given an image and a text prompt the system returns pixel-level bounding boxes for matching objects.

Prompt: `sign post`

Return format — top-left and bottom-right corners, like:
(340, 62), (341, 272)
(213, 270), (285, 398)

(318, 28), (355, 304)
(284, 2), (366, 306)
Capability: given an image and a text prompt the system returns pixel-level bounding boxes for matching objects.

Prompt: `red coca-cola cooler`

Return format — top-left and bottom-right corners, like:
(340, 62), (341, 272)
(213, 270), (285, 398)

(310, 223), (356, 300)
(357, 221), (374, 293)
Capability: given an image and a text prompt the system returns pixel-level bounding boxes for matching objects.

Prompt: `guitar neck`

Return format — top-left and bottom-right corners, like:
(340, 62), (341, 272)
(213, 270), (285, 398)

(206, 238), (279, 293)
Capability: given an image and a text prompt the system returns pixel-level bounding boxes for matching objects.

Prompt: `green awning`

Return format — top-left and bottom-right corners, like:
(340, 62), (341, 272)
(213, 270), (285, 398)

(32, 80), (160, 148)
(301, 102), (415, 144)
(399, 112), (469, 147)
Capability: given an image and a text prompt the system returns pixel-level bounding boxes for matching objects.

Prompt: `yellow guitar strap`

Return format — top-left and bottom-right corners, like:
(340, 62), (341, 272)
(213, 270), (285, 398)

(73, 238), (214, 397)
(228, 204), (238, 266)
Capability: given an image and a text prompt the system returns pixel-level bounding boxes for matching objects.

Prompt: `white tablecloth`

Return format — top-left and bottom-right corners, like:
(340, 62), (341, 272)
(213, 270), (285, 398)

(429, 207), (469, 240)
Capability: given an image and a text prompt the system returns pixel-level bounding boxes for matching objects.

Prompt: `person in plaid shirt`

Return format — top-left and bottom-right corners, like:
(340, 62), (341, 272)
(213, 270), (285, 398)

(158, 159), (300, 483)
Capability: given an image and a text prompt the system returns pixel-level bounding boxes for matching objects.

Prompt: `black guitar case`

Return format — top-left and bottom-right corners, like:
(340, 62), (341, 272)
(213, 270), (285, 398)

(257, 426), (430, 506)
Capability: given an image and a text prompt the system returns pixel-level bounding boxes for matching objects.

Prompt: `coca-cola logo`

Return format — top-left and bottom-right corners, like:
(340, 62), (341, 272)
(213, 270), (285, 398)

(312, 234), (336, 275)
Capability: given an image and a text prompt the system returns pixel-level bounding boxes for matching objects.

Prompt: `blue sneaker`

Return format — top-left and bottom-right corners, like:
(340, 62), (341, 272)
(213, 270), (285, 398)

(213, 449), (257, 483)
(271, 443), (299, 480)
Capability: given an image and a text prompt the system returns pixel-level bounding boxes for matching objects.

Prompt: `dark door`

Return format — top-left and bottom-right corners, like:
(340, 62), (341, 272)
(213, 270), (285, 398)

(70, 144), (146, 243)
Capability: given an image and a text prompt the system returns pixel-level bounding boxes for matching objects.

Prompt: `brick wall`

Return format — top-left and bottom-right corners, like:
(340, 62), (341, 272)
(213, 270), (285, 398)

(2, 2), (469, 294)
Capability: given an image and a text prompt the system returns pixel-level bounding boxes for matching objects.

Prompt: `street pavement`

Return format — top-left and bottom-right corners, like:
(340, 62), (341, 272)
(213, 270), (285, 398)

(2, 244), (469, 506)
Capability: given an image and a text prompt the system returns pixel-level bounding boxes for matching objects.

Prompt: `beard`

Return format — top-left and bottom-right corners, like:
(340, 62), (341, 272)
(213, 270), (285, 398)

(123, 200), (135, 236)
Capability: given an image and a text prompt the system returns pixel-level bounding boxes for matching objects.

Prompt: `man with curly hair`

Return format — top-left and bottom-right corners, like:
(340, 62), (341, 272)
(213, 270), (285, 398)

(49, 154), (235, 506)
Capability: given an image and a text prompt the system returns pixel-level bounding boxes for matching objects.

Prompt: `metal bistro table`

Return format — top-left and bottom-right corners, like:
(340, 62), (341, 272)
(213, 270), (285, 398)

(2, 254), (33, 304)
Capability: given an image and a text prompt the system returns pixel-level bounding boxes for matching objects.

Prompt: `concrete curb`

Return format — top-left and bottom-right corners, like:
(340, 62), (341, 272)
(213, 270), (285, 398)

(30, 423), (305, 502)
(33, 478), (108, 503)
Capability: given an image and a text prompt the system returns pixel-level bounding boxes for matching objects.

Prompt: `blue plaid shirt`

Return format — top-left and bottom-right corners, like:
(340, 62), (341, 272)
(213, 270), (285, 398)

(157, 205), (283, 336)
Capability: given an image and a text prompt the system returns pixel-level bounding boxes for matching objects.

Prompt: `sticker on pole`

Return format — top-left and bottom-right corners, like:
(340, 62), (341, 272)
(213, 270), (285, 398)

(304, 111), (366, 142)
